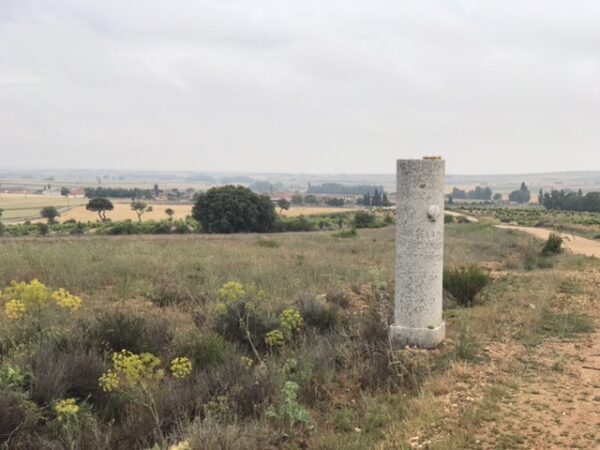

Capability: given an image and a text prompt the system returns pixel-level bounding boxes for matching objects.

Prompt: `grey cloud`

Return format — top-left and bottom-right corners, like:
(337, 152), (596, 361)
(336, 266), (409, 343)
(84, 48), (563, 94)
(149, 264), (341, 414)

(1, 0), (600, 174)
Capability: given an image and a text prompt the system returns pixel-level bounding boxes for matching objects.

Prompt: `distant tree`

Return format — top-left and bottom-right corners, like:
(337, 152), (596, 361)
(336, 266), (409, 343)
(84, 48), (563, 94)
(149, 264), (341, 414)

(131, 201), (152, 223)
(40, 206), (60, 224)
(325, 197), (344, 206)
(291, 194), (304, 205)
(277, 198), (291, 214)
(508, 182), (531, 204)
(192, 185), (276, 233)
(165, 208), (175, 221)
(60, 187), (70, 197)
(153, 184), (160, 197)
(493, 193), (502, 202)
(354, 211), (376, 228)
(304, 195), (318, 205)
(86, 198), (114, 221)
(538, 189), (543, 205)
(0, 208), (3, 220)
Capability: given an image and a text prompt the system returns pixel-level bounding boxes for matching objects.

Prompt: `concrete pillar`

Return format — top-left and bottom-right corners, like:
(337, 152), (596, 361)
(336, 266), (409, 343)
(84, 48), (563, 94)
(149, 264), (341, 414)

(390, 157), (445, 349)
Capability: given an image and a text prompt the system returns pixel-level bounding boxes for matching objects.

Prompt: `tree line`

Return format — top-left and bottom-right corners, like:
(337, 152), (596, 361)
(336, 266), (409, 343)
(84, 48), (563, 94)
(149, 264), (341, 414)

(540, 189), (600, 213)
(451, 186), (493, 200)
(84, 187), (156, 200)
(307, 183), (383, 195)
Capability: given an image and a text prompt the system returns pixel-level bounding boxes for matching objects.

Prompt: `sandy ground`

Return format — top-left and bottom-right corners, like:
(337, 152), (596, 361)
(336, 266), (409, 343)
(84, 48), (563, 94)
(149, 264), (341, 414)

(497, 225), (600, 259)
(445, 210), (480, 223)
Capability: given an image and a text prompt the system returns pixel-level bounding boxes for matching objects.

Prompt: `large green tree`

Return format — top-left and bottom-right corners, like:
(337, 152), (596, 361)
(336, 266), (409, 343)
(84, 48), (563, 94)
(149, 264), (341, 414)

(192, 185), (276, 233)
(86, 198), (114, 221)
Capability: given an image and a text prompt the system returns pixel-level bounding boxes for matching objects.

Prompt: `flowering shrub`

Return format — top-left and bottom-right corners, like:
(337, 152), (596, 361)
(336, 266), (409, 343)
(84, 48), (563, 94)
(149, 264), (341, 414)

(51, 288), (82, 311)
(1, 279), (82, 320)
(280, 308), (303, 336)
(99, 350), (166, 392)
(265, 329), (285, 348)
(53, 398), (80, 422)
(99, 349), (192, 448)
(170, 357), (192, 378)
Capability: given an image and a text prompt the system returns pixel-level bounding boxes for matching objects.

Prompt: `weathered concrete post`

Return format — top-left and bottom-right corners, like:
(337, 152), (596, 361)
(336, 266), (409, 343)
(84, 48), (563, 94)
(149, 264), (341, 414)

(390, 157), (445, 349)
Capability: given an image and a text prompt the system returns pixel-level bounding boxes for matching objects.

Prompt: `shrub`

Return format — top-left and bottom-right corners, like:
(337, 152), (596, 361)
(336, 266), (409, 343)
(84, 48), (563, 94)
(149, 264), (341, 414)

(212, 282), (279, 355)
(266, 381), (310, 427)
(173, 330), (229, 369)
(353, 211), (376, 228)
(192, 185), (276, 233)
(83, 310), (174, 355)
(443, 265), (490, 307)
(332, 228), (357, 238)
(0, 392), (38, 445)
(541, 232), (563, 256)
(297, 295), (339, 332)
(255, 237), (280, 248)
(27, 339), (108, 405)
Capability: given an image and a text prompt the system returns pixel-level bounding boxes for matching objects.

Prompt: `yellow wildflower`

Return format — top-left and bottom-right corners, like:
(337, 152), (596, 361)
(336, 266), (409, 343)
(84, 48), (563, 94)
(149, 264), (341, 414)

(2, 279), (49, 307)
(170, 357), (192, 378)
(240, 356), (254, 368)
(54, 398), (80, 421)
(169, 441), (191, 450)
(98, 370), (119, 392)
(280, 308), (303, 336)
(265, 329), (285, 347)
(217, 281), (245, 303)
(4, 299), (26, 320)
(52, 288), (82, 311)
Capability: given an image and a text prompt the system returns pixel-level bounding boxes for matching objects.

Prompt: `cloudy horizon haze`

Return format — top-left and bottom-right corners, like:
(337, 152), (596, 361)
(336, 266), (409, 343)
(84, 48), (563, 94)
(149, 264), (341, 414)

(2, 1), (600, 175)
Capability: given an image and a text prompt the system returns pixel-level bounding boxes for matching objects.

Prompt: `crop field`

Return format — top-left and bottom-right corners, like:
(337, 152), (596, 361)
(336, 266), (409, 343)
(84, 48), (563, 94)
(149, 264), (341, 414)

(58, 202), (194, 222)
(0, 194), (87, 222)
(450, 205), (600, 240)
(1, 222), (598, 449)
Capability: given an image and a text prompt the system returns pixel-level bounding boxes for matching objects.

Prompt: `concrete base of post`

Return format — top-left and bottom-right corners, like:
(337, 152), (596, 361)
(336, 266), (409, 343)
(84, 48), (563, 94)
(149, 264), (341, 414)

(389, 322), (446, 349)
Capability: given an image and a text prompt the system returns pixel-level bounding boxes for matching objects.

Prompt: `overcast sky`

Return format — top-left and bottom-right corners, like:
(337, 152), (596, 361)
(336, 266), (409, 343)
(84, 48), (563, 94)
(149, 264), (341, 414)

(1, 1), (600, 174)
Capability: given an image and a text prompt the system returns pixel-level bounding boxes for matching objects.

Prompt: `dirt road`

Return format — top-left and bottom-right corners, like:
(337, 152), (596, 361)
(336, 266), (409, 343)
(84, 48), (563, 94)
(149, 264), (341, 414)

(497, 225), (600, 258)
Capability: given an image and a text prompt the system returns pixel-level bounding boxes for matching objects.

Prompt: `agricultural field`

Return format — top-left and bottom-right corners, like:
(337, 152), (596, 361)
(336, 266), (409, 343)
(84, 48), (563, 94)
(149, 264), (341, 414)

(450, 205), (600, 240)
(0, 194), (87, 222)
(58, 202), (194, 223)
(0, 222), (599, 449)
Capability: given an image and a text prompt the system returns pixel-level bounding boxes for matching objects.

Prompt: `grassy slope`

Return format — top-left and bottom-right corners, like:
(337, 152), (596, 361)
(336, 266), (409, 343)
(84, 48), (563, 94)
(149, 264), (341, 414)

(0, 224), (598, 448)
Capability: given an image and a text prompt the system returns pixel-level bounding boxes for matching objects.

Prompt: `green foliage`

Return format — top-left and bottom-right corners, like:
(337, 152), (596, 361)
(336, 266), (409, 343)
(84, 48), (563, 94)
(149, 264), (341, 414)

(192, 185), (277, 233)
(353, 210), (376, 228)
(86, 198), (114, 221)
(536, 310), (595, 339)
(40, 206), (60, 224)
(443, 265), (490, 307)
(508, 182), (531, 203)
(266, 381), (310, 427)
(83, 309), (174, 355)
(277, 198), (290, 212)
(332, 228), (357, 238)
(174, 330), (228, 369)
(541, 232), (563, 256)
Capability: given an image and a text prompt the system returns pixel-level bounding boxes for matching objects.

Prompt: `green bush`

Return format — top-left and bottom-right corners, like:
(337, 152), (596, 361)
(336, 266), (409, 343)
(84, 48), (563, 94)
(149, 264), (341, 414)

(82, 310), (174, 355)
(332, 228), (357, 238)
(353, 211), (376, 228)
(173, 330), (229, 369)
(443, 265), (490, 307)
(541, 232), (563, 256)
